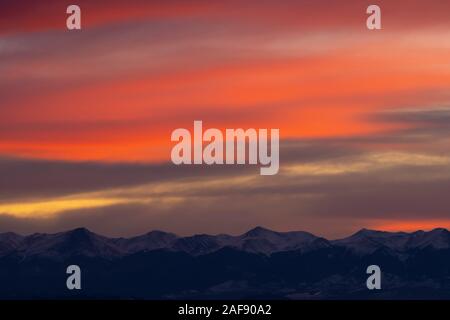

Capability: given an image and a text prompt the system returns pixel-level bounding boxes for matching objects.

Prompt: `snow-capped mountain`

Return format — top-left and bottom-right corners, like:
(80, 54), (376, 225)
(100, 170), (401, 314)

(405, 228), (450, 250)
(332, 228), (450, 254)
(171, 227), (330, 255)
(233, 227), (331, 254)
(0, 226), (332, 258)
(113, 230), (178, 254)
(0, 227), (449, 259)
(18, 228), (124, 259)
(0, 232), (24, 256)
(1, 227), (450, 299)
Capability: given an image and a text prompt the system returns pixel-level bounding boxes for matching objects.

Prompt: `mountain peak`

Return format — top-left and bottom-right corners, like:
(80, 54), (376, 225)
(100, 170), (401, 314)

(67, 227), (92, 234)
(64, 227), (97, 239)
(354, 228), (381, 236)
(145, 230), (177, 238)
(430, 228), (449, 234)
(0, 231), (22, 239)
(243, 226), (276, 237)
(350, 228), (407, 239)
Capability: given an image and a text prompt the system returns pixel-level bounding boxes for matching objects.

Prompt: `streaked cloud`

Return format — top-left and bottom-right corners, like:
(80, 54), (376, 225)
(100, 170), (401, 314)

(0, 1), (449, 236)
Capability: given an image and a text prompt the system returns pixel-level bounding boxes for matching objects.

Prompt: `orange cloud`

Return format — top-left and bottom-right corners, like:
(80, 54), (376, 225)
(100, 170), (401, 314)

(0, 1), (449, 163)
(370, 219), (450, 233)
(1, 37), (448, 161)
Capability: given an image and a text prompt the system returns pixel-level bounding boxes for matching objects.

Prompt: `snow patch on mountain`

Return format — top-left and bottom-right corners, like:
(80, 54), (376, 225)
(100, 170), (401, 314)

(1, 227), (448, 259)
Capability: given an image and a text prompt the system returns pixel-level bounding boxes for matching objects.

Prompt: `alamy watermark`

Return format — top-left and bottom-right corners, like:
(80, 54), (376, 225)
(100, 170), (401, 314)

(367, 5), (382, 30)
(66, 265), (81, 290)
(66, 5), (81, 30)
(366, 265), (382, 290)
(66, 4), (380, 31)
(171, 121), (279, 175)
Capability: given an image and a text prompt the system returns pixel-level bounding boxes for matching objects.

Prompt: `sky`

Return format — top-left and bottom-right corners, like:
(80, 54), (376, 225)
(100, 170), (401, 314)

(0, 0), (450, 238)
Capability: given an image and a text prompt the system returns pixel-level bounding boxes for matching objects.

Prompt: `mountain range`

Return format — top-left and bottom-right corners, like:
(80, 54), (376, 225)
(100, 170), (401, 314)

(0, 227), (450, 299)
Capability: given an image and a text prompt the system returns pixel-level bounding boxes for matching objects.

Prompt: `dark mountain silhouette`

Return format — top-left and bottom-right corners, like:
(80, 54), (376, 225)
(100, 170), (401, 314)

(0, 227), (449, 299)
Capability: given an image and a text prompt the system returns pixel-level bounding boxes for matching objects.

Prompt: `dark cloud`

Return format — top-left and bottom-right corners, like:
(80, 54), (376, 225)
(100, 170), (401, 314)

(0, 196), (365, 239)
(314, 107), (450, 148)
(0, 137), (363, 201)
(370, 107), (450, 135)
(375, 108), (450, 124)
(1, 156), (450, 239)
(0, 157), (256, 201)
(2, 108), (450, 237)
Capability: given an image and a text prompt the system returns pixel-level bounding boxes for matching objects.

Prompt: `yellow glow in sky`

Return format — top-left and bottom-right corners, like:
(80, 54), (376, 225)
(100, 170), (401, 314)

(0, 197), (127, 218)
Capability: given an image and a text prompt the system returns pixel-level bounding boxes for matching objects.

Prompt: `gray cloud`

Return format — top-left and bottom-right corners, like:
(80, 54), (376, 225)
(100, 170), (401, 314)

(0, 157), (255, 201)
(1, 154), (450, 238)
(2, 107), (450, 237)
(368, 107), (450, 142)
(0, 137), (363, 202)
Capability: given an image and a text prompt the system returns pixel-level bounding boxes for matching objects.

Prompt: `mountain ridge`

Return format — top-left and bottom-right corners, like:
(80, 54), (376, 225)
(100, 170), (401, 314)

(0, 226), (449, 259)
(1, 226), (450, 299)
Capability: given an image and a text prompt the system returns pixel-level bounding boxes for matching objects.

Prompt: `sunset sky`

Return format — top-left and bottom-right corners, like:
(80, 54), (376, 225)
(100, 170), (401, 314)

(1, 0), (450, 238)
